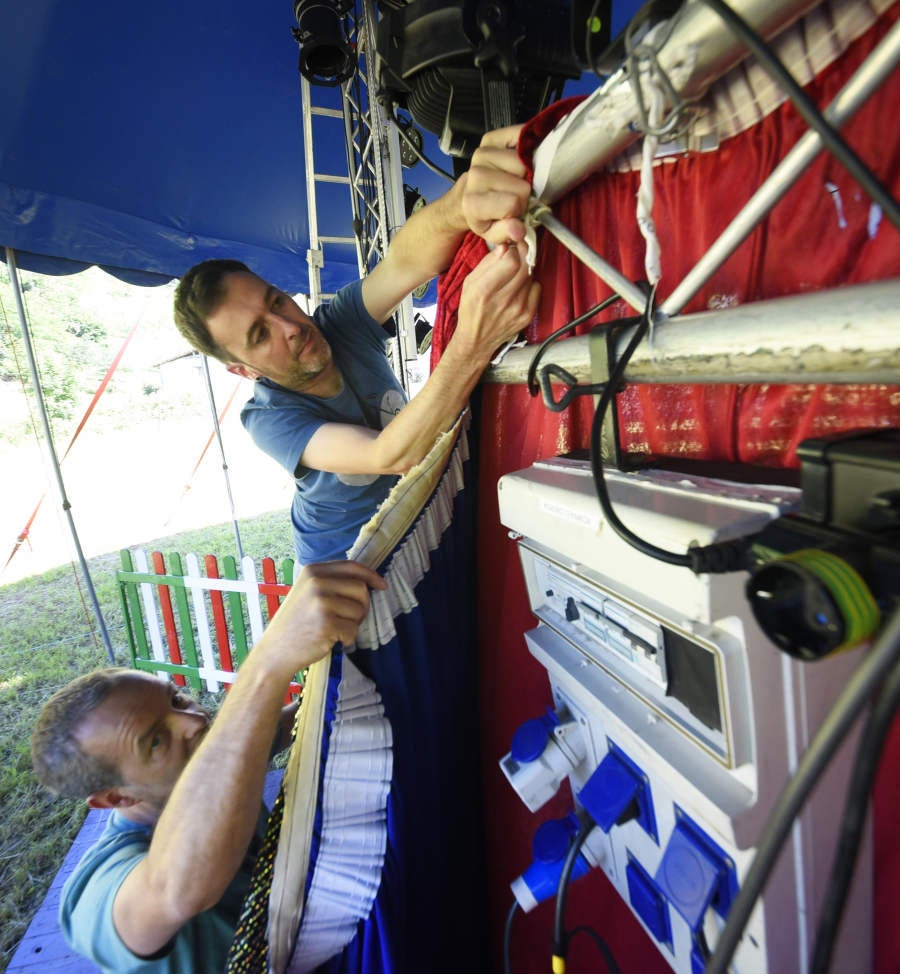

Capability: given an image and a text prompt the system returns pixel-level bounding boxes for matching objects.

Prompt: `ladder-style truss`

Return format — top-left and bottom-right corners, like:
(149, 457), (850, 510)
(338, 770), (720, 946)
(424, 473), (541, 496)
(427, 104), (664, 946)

(299, 0), (419, 391)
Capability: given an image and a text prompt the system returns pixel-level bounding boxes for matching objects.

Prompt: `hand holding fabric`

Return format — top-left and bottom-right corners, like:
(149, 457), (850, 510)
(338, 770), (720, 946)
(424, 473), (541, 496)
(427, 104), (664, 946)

(460, 124), (532, 246)
(262, 562), (386, 673)
(456, 242), (541, 358)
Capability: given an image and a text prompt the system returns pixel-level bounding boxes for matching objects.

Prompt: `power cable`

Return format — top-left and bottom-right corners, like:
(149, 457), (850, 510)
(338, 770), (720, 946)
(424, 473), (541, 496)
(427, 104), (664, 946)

(588, 286), (754, 574)
(810, 654), (900, 974)
(502, 898), (518, 974)
(705, 605), (900, 974)
(551, 817), (621, 974)
(552, 818), (595, 971)
(389, 110), (456, 183)
(695, 0), (900, 230)
(526, 294), (619, 398)
(567, 925), (622, 974)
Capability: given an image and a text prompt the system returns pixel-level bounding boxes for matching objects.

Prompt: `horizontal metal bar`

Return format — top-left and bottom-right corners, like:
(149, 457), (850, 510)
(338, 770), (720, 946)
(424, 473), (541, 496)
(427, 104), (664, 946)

(313, 173), (352, 184)
(484, 279), (900, 386)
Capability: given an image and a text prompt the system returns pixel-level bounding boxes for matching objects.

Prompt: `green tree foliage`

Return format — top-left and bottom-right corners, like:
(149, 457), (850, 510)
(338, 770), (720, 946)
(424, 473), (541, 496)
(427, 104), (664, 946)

(0, 266), (182, 447)
(0, 271), (115, 438)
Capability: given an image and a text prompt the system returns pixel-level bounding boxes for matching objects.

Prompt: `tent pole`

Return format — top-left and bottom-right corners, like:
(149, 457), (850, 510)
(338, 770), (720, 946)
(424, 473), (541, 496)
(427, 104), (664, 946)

(200, 355), (244, 561)
(4, 247), (116, 664)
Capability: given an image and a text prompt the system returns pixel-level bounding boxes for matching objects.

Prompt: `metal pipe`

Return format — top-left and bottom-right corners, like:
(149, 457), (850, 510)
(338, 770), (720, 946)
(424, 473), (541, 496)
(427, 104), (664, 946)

(200, 355), (244, 562)
(4, 247), (116, 663)
(532, 0), (824, 203)
(484, 278), (900, 386)
(661, 17), (900, 315)
(533, 209), (649, 313)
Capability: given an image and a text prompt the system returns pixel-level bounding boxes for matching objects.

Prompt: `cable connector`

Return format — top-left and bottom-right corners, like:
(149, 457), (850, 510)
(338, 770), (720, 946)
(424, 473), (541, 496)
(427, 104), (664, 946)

(688, 535), (758, 575)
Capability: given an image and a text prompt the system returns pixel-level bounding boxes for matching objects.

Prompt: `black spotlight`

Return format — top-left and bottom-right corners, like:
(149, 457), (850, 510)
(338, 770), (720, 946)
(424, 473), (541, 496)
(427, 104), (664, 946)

(292, 0), (356, 86)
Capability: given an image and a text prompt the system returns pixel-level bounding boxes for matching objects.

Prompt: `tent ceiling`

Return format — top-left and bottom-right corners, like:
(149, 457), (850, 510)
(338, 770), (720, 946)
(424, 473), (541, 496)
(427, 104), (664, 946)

(0, 0), (614, 294)
(0, 0), (371, 292)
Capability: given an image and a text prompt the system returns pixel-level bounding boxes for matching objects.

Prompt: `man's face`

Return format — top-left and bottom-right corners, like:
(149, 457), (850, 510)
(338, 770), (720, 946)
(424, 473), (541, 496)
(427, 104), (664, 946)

(76, 672), (211, 814)
(205, 271), (335, 394)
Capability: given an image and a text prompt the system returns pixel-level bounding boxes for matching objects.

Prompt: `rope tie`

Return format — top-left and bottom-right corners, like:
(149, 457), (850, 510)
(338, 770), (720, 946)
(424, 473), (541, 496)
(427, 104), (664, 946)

(636, 67), (665, 293)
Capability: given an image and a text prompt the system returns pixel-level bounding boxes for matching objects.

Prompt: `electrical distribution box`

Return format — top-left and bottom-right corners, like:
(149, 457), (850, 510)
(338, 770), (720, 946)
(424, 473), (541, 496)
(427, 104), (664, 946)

(497, 457), (871, 974)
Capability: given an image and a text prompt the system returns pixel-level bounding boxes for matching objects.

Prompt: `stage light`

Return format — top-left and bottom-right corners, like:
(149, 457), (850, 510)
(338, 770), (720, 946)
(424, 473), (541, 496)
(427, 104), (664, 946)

(292, 0), (356, 86)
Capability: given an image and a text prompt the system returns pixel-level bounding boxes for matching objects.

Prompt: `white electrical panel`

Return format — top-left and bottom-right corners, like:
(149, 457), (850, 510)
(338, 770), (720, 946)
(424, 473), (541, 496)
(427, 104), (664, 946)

(497, 457), (871, 974)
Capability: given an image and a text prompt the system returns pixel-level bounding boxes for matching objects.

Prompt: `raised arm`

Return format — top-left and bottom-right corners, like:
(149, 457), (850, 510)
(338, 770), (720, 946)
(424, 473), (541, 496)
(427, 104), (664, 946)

(360, 124), (532, 324)
(301, 240), (540, 476)
(111, 561), (385, 958)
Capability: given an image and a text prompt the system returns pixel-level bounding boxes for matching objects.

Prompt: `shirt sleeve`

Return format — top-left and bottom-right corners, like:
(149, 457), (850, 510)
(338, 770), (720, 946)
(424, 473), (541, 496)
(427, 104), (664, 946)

(243, 389), (323, 477)
(316, 278), (388, 354)
(241, 280), (389, 479)
(59, 831), (170, 973)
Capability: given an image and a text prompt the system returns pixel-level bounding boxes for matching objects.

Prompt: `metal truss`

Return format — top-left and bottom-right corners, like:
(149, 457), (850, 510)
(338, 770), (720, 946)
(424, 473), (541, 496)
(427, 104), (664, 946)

(299, 0), (419, 392)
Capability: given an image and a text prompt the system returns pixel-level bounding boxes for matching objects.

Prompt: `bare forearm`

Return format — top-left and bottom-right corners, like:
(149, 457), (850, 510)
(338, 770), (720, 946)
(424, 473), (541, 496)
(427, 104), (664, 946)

(143, 649), (293, 916)
(361, 180), (469, 322)
(367, 337), (489, 472)
(305, 244), (540, 478)
(387, 177), (469, 280)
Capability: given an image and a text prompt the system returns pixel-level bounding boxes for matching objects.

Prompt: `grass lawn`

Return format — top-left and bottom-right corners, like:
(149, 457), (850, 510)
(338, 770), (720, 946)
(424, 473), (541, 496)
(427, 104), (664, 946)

(0, 511), (293, 971)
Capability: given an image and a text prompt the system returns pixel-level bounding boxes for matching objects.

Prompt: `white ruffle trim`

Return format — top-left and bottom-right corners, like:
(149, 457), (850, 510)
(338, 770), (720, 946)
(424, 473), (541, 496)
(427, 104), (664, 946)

(352, 417), (470, 650)
(287, 655), (393, 972)
(271, 414), (472, 973)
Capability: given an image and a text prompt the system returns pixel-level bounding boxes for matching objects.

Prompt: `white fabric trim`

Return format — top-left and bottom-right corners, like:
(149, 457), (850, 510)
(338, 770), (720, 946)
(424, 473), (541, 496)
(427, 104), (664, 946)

(352, 416), (470, 650)
(287, 655), (392, 972)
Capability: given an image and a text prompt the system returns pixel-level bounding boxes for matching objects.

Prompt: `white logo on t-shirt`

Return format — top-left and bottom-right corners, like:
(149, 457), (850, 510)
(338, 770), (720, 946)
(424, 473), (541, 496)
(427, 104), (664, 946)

(380, 390), (405, 426)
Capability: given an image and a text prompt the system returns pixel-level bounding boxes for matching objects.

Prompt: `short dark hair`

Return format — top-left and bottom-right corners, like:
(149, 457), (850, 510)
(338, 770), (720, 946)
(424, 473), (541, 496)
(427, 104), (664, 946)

(172, 258), (253, 363)
(31, 668), (128, 798)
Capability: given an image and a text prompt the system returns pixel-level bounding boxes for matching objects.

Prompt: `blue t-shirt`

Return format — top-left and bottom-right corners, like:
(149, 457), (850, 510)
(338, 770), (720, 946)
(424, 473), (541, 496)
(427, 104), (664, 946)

(59, 810), (256, 974)
(240, 280), (407, 564)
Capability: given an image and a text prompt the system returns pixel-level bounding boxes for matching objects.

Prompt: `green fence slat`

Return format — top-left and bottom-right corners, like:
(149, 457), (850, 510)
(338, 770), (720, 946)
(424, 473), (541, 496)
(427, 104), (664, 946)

(222, 555), (249, 666)
(281, 559), (295, 586)
(118, 549), (151, 666)
(167, 552), (202, 691)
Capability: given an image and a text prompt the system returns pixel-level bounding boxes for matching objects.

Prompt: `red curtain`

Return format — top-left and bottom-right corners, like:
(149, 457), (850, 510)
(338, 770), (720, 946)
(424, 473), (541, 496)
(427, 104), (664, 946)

(434, 7), (900, 973)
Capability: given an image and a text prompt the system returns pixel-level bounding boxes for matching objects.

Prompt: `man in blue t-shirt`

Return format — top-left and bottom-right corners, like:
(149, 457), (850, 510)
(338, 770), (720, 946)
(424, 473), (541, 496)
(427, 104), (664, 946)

(172, 125), (540, 562)
(31, 562), (384, 973)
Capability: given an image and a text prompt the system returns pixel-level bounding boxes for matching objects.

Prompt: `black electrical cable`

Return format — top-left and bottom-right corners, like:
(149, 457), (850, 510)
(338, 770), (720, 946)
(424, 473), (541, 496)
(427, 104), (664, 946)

(696, 0), (900, 231)
(502, 898), (519, 974)
(810, 654), (900, 974)
(552, 818), (594, 970)
(588, 291), (689, 566)
(705, 605), (900, 974)
(390, 111), (456, 183)
(587, 286), (758, 574)
(526, 294), (620, 397)
(551, 819), (622, 974)
(567, 926), (623, 974)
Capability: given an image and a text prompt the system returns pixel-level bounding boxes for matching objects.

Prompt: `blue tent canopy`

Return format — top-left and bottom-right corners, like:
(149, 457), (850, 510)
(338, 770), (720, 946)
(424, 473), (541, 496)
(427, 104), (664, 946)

(0, 0), (447, 293)
(0, 0), (634, 294)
